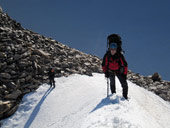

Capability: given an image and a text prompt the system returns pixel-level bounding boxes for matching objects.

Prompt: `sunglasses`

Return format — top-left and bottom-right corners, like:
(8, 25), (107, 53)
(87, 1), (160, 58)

(110, 48), (117, 50)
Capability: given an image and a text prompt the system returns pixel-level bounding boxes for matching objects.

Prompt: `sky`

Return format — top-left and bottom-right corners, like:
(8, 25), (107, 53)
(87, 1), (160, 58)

(0, 0), (170, 80)
(2, 74), (170, 128)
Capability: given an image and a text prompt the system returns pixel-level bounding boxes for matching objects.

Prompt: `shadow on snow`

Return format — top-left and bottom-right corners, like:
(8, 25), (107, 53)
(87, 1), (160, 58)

(24, 87), (54, 128)
(90, 95), (125, 113)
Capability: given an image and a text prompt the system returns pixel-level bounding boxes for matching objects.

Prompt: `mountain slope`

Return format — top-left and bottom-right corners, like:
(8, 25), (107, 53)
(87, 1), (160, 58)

(1, 73), (170, 128)
(0, 9), (102, 119)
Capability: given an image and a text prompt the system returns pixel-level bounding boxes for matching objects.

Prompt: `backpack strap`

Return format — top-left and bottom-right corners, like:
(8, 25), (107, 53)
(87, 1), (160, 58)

(102, 50), (111, 71)
(107, 39), (109, 49)
(107, 51), (111, 71)
(118, 54), (127, 67)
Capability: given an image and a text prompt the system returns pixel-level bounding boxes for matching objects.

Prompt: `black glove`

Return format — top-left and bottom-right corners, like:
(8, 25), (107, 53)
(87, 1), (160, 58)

(105, 71), (110, 78)
(124, 75), (127, 80)
(119, 66), (124, 74)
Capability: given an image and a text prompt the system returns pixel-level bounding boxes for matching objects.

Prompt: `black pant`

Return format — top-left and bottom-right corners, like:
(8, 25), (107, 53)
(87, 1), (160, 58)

(49, 78), (55, 87)
(109, 73), (128, 97)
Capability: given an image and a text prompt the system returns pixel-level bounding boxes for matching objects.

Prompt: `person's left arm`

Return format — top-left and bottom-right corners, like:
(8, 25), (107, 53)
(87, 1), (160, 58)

(120, 54), (128, 75)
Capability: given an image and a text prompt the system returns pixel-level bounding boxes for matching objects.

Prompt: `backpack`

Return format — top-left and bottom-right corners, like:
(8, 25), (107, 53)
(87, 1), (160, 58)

(107, 34), (123, 53)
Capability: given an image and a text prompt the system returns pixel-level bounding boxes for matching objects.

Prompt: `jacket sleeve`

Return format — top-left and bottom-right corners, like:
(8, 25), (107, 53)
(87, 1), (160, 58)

(120, 54), (128, 75)
(102, 54), (108, 73)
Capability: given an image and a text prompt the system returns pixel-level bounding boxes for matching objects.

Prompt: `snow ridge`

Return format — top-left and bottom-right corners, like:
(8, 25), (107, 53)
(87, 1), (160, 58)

(2, 73), (170, 128)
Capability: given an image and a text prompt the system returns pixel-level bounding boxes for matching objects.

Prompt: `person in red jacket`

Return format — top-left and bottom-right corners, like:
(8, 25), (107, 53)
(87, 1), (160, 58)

(102, 42), (128, 99)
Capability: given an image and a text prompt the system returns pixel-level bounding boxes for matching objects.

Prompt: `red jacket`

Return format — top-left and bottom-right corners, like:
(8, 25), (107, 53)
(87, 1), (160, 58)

(102, 52), (128, 75)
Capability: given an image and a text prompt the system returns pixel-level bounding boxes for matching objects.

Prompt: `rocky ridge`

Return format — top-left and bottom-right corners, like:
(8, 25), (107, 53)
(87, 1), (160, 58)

(0, 8), (102, 119)
(128, 71), (170, 101)
(0, 7), (170, 121)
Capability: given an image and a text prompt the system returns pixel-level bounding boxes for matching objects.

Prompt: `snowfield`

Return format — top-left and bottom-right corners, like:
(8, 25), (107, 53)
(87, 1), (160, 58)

(1, 73), (170, 128)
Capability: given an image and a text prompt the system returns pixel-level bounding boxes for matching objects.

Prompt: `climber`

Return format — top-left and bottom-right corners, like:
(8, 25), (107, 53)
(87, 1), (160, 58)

(102, 34), (128, 99)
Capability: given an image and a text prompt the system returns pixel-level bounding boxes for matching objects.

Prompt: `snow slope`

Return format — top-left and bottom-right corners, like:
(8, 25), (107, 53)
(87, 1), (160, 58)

(1, 73), (170, 128)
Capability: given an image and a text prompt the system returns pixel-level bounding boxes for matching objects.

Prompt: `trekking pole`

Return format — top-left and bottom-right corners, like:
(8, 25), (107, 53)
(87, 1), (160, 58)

(107, 78), (109, 97)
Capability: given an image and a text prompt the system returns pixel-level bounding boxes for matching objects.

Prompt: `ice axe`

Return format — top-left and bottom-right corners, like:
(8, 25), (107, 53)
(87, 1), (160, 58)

(107, 78), (109, 97)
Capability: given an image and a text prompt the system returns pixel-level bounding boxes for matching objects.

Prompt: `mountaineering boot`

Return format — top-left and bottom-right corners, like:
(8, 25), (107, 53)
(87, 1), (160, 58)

(111, 91), (116, 94)
(53, 84), (55, 88)
(123, 94), (128, 100)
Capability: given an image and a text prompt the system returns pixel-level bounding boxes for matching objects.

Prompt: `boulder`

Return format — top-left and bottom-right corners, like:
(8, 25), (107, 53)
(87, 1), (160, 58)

(0, 52), (7, 58)
(0, 100), (13, 119)
(4, 90), (22, 100)
(152, 72), (162, 82)
(32, 49), (50, 59)
(3, 103), (19, 118)
(0, 73), (11, 79)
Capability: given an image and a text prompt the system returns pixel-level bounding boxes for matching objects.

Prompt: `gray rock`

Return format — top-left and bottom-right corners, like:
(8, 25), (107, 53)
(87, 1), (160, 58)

(32, 49), (50, 59)
(0, 52), (7, 58)
(152, 72), (162, 82)
(5, 82), (17, 89)
(4, 90), (22, 100)
(4, 103), (19, 118)
(0, 100), (13, 118)
(0, 73), (11, 79)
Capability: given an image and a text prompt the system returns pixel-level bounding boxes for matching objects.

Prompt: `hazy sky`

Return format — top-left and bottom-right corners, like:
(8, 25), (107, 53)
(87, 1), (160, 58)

(1, 0), (170, 80)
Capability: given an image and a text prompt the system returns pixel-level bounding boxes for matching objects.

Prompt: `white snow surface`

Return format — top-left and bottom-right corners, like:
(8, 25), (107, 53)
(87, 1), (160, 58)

(1, 73), (170, 128)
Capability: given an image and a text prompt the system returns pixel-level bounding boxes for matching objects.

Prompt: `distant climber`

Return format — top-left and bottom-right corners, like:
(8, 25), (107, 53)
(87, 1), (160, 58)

(102, 34), (128, 99)
(48, 68), (55, 88)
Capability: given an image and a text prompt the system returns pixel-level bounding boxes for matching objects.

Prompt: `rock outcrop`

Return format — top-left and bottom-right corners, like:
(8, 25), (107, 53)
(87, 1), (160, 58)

(128, 71), (170, 101)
